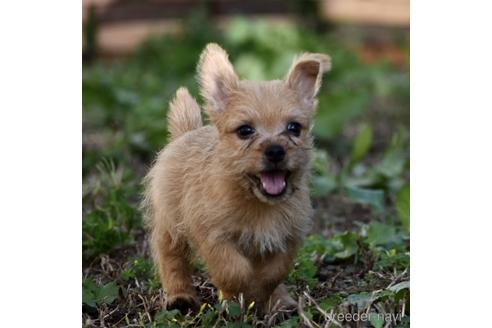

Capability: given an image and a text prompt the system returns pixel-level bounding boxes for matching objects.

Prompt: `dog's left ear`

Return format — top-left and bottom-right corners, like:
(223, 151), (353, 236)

(285, 53), (331, 107)
(197, 43), (238, 116)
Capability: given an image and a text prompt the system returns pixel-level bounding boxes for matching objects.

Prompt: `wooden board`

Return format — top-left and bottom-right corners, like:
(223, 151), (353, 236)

(320, 0), (409, 26)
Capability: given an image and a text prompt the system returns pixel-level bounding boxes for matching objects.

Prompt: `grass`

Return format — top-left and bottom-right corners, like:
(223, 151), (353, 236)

(83, 15), (409, 327)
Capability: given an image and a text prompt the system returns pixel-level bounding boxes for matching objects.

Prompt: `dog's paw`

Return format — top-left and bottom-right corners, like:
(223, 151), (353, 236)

(269, 296), (297, 313)
(268, 284), (298, 313)
(165, 294), (199, 314)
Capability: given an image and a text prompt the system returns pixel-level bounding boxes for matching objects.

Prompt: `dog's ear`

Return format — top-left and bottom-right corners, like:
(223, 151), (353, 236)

(197, 43), (238, 115)
(285, 53), (331, 107)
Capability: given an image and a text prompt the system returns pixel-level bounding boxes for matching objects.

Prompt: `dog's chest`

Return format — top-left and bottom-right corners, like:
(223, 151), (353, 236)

(236, 225), (288, 256)
(233, 211), (309, 257)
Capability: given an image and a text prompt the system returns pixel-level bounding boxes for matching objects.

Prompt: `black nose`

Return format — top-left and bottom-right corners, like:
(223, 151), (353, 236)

(265, 144), (286, 163)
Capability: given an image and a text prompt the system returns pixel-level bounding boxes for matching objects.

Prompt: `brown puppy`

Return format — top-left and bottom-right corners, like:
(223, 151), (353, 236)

(143, 43), (331, 313)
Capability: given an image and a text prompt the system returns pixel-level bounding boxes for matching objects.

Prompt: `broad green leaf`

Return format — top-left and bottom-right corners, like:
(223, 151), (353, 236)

(351, 124), (373, 164)
(314, 93), (369, 140)
(82, 279), (118, 307)
(82, 282), (96, 308)
(366, 222), (402, 247)
(96, 282), (119, 305)
(287, 252), (317, 288)
(397, 185), (410, 232)
(319, 295), (343, 311)
(331, 232), (359, 259)
(278, 316), (300, 328)
(374, 246), (410, 270)
(154, 309), (181, 325)
(344, 292), (374, 310)
(346, 186), (385, 212)
(227, 302), (242, 317)
(342, 168), (382, 189)
(310, 175), (337, 197)
(369, 312), (385, 328)
(302, 234), (332, 254)
(376, 148), (407, 178)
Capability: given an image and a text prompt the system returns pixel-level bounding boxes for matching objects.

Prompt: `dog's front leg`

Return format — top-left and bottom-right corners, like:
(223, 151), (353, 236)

(254, 243), (300, 312)
(196, 240), (254, 299)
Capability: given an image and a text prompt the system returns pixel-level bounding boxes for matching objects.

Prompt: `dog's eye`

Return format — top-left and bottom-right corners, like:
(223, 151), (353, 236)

(287, 122), (301, 137)
(236, 124), (255, 139)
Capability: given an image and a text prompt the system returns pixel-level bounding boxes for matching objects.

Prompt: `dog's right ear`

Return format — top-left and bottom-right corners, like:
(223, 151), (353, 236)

(197, 43), (238, 116)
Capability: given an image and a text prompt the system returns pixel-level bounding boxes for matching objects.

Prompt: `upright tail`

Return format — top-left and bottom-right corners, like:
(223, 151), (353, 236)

(167, 87), (203, 141)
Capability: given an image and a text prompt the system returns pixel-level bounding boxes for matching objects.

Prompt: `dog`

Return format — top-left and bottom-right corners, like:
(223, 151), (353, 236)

(143, 43), (331, 314)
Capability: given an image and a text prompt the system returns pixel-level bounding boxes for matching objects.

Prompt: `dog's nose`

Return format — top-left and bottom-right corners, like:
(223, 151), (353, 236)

(265, 144), (286, 163)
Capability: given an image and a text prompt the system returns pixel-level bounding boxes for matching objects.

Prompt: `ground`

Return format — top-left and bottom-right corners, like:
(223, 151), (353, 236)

(83, 16), (409, 327)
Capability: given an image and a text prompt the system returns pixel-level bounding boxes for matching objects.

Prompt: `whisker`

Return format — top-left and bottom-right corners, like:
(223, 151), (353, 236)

(287, 135), (299, 146)
(245, 139), (254, 150)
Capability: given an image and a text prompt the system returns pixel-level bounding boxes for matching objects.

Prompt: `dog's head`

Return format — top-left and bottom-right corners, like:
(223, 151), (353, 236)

(197, 43), (331, 204)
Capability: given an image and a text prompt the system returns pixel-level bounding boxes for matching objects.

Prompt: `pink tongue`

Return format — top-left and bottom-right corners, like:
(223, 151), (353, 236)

(259, 171), (286, 195)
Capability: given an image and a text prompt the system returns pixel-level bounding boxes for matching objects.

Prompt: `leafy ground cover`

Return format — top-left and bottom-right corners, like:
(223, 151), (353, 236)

(83, 15), (409, 327)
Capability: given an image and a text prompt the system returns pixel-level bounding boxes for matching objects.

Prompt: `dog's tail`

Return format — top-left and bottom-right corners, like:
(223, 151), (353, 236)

(167, 87), (203, 141)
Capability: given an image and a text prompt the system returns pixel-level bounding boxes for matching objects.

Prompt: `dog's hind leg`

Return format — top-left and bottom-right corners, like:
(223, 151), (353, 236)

(152, 228), (198, 313)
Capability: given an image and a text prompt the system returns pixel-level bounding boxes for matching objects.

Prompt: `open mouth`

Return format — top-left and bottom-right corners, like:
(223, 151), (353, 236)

(255, 170), (289, 197)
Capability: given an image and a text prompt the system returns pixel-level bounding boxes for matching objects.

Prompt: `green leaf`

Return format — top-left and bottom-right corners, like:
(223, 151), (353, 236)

(312, 149), (331, 176)
(376, 129), (409, 179)
(97, 282), (119, 305)
(287, 252), (317, 288)
(121, 257), (155, 282)
(82, 279), (119, 307)
(366, 222), (402, 247)
(227, 301), (242, 317)
(200, 306), (218, 326)
(310, 175), (337, 197)
(319, 295), (343, 311)
(82, 280), (97, 308)
(288, 235), (335, 287)
(374, 246), (410, 270)
(314, 93), (369, 140)
(331, 232), (359, 259)
(344, 292), (375, 310)
(351, 124), (373, 165)
(376, 148), (407, 178)
(346, 186), (385, 212)
(310, 150), (337, 197)
(369, 312), (385, 328)
(397, 185), (410, 232)
(278, 316), (300, 328)
(154, 309), (181, 326)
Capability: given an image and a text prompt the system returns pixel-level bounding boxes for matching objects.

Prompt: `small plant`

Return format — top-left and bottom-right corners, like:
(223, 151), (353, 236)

(82, 278), (119, 308)
(121, 257), (161, 290)
(82, 160), (140, 261)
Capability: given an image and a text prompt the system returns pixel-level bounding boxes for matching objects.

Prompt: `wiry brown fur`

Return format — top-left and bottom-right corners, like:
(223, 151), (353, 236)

(143, 43), (331, 313)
